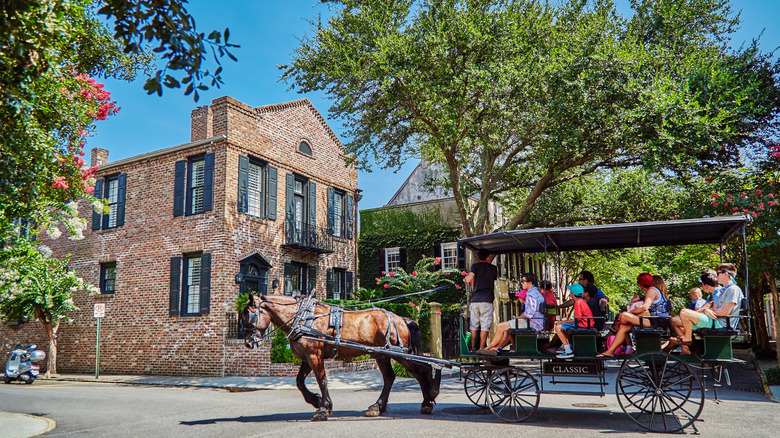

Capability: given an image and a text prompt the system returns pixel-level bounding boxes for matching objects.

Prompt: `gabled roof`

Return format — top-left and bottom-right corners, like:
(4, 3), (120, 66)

(386, 161), (451, 206)
(458, 215), (750, 254)
(256, 98), (343, 149)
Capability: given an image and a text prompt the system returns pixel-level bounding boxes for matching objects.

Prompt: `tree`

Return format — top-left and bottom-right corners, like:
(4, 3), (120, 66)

(1, 0), (238, 238)
(283, 0), (778, 236)
(0, 237), (99, 376)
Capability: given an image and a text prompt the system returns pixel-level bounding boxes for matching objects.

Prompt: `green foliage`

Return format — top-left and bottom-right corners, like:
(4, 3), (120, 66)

(269, 328), (300, 364)
(235, 293), (250, 313)
(392, 360), (413, 378)
(764, 367), (780, 385)
(284, 0), (780, 237)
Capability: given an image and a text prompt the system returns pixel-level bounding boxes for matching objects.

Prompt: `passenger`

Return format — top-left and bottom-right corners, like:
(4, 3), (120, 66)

(665, 263), (744, 353)
(597, 273), (671, 358)
(667, 271), (719, 348)
(558, 270), (609, 310)
(554, 283), (593, 359)
(689, 287), (707, 311)
(478, 273), (544, 355)
(464, 249), (497, 352)
(539, 280), (559, 329)
(584, 283), (607, 330)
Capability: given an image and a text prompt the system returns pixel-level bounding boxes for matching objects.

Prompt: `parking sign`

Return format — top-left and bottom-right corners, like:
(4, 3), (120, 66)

(93, 303), (105, 318)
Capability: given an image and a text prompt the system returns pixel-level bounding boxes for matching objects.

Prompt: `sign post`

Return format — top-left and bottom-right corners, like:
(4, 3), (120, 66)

(93, 303), (105, 379)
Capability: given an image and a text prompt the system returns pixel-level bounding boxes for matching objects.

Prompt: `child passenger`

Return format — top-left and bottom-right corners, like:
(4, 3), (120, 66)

(554, 283), (593, 359)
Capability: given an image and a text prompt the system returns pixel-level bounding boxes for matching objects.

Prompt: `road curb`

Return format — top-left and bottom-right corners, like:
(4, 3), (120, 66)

(748, 352), (778, 403)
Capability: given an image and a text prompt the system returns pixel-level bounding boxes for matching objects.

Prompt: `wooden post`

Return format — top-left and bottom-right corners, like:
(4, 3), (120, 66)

(429, 302), (442, 358)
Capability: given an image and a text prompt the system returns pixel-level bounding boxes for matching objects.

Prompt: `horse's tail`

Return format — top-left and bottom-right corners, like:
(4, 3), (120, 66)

(406, 320), (424, 355)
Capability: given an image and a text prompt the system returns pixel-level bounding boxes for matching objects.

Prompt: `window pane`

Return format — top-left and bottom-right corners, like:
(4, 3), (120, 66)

(187, 257), (201, 313)
(101, 264), (116, 294)
(106, 178), (119, 228)
(247, 163), (262, 217)
(333, 192), (343, 237)
(441, 242), (458, 270)
(386, 248), (401, 272)
(190, 160), (205, 214)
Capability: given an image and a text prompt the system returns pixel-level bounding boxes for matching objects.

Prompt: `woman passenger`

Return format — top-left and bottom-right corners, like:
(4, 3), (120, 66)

(597, 273), (670, 357)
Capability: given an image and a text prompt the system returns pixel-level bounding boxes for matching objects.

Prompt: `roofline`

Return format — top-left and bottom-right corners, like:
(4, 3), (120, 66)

(97, 135), (227, 172)
(256, 98), (343, 149)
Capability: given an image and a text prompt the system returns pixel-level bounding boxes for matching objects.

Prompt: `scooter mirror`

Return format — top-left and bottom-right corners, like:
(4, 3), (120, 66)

(29, 344), (36, 349)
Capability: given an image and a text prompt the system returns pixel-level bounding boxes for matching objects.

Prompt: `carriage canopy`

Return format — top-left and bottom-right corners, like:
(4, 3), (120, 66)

(458, 215), (750, 254)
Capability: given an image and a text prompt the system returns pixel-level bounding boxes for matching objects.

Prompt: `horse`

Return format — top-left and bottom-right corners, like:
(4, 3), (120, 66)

(239, 293), (442, 421)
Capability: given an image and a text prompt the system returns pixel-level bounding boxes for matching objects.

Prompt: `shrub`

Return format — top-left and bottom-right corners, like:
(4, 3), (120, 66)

(764, 367), (780, 385)
(392, 360), (413, 378)
(270, 328), (300, 364)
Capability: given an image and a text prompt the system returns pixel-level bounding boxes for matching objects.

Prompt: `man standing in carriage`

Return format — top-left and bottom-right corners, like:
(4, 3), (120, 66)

(464, 249), (497, 352)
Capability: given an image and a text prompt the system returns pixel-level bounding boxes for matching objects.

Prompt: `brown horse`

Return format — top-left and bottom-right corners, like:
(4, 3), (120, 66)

(239, 293), (442, 421)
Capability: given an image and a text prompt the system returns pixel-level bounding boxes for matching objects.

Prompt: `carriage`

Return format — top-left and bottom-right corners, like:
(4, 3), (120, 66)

(453, 214), (752, 432)
(241, 215), (753, 432)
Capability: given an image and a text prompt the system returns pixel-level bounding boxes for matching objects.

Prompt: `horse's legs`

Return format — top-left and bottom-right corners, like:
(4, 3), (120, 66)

(366, 356), (395, 417)
(309, 355), (333, 421)
(397, 359), (441, 414)
(296, 361), (322, 409)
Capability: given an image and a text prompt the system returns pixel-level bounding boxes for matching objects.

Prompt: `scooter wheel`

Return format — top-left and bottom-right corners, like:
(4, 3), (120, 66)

(25, 375), (35, 384)
(4, 376), (11, 384)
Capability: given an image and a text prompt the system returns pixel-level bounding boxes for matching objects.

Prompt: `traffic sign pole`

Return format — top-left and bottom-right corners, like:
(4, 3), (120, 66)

(95, 316), (101, 379)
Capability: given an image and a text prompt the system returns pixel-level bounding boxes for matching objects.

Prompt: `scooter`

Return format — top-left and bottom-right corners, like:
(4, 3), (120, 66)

(4, 344), (45, 384)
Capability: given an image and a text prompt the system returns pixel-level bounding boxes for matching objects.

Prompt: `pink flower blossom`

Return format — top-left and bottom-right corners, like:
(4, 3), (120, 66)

(383, 284), (389, 288)
(733, 207), (738, 212)
(83, 182), (94, 193)
(455, 285), (462, 289)
(389, 272), (395, 277)
(436, 311), (442, 315)
(711, 201), (718, 207)
(713, 193), (720, 198)
(408, 302), (415, 307)
(740, 193), (746, 199)
(434, 257), (441, 265)
(381, 271), (385, 275)
(704, 177), (713, 182)
(412, 271), (417, 276)
(52, 176), (69, 189)
(444, 272), (450, 275)
(461, 271), (468, 276)
(375, 278), (380, 283)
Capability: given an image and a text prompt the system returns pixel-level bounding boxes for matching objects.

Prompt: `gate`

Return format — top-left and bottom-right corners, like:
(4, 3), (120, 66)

(441, 310), (463, 359)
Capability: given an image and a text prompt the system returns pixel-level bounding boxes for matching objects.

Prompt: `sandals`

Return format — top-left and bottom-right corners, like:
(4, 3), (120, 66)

(662, 337), (693, 353)
(596, 352), (614, 358)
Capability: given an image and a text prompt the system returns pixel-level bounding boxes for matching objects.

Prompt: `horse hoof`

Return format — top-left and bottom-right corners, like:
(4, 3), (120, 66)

(365, 407), (381, 417)
(312, 412), (329, 421)
(420, 405), (433, 415)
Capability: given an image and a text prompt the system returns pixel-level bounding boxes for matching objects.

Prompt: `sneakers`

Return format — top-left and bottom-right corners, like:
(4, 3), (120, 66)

(556, 350), (574, 359)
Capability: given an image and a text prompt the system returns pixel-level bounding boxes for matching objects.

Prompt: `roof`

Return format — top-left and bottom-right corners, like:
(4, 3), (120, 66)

(458, 215), (750, 254)
(256, 98), (343, 149)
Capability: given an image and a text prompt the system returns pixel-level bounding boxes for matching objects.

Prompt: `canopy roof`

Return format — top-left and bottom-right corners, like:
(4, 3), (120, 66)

(458, 215), (750, 255)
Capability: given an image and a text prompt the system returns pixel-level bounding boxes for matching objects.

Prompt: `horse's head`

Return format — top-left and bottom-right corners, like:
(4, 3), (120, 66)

(239, 293), (272, 349)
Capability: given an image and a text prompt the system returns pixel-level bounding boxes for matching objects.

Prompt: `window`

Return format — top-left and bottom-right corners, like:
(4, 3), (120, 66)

(385, 247), (401, 272)
(285, 173), (316, 246)
(238, 155), (277, 220)
(169, 253), (211, 316)
(92, 174), (126, 230)
(13, 218), (34, 240)
(298, 141), (312, 156)
(328, 188), (353, 239)
(441, 242), (458, 270)
(99, 262), (116, 294)
(284, 262), (316, 297)
(174, 154), (213, 217)
(328, 268), (353, 300)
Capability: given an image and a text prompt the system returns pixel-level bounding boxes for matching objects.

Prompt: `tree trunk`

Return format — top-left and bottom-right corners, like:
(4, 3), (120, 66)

(751, 275), (770, 350)
(35, 308), (58, 376)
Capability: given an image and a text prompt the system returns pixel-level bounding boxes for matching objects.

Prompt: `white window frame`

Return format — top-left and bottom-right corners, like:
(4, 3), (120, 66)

(440, 242), (458, 271)
(247, 161), (264, 217)
(385, 247), (401, 272)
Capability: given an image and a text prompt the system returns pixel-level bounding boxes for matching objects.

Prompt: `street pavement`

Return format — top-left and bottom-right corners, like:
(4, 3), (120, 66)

(1, 352), (777, 438)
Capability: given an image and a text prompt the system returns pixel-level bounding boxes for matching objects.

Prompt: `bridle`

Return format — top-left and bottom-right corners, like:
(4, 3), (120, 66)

(242, 296), (300, 349)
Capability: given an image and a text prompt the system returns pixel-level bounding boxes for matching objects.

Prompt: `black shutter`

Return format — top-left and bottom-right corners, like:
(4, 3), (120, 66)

(433, 243), (442, 271)
(399, 247), (407, 269)
(267, 165), (277, 220)
(326, 268), (334, 299)
(115, 173), (127, 227)
(98, 264), (105, 294)
(173, 160), (186, 217)
(199, 253), (211, 314)
(308, 181), (316, 227)
(346, 194), (354, 239)
(283, 263), (293, 296)
(308, 265), (317, 296)
(92, 179), (103, 230)
(285, 173), (294, 221)
(202, 153), (214, 211)
(237, 155), (248, 213)
(346, 271), (353, 299)
(457, 244), (466, 271)
(378, 249), (386, 273)
(169, 257), (182, 316)
(327, 187), (335, 235)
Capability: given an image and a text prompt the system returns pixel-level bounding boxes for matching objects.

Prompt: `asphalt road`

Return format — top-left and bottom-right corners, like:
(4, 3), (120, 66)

(0, 361), (778, 438)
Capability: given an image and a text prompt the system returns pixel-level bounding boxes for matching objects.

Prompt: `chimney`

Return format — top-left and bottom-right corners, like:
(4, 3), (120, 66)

(191, 105), (214, 142)
(91, 148), (109, 167)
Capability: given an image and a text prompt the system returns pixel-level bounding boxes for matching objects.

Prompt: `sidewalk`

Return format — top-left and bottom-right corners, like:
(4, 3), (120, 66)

(755, 357), (780, 401)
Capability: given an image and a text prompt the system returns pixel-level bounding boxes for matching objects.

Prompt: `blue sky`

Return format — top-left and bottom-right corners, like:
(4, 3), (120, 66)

(87, 0), (780, 211)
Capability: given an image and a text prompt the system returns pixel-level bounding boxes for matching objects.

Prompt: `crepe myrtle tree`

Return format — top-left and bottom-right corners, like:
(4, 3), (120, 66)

(0, 238), (99, 376)
(283, 0), (780, 236)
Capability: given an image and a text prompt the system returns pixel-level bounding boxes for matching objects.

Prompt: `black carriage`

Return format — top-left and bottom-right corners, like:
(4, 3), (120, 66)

(454, 215), (752, 432)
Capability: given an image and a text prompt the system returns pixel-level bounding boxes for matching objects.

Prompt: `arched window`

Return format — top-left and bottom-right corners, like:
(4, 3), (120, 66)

(298, 141), (312, 156)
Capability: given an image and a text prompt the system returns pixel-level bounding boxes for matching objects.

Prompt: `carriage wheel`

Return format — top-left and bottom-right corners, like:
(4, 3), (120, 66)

(463, 368), (493, 408)
(486, 368), (539, 423)
(616, 352), (704, 433)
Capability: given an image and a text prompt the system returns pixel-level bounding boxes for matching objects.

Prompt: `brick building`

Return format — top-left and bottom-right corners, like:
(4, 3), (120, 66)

(0, 96), (361, 376)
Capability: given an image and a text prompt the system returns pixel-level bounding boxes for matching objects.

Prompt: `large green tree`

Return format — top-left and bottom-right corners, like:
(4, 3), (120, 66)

(283, 0), (778, 236)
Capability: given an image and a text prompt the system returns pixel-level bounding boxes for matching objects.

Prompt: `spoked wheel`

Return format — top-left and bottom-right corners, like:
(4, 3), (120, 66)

(616, 352), (704, 433)
(486, 367), (540, 423)
(463, 367), (493, 408)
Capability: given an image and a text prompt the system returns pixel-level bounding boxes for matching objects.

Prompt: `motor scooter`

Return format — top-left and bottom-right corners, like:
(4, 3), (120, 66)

(4, 344), (46, 384)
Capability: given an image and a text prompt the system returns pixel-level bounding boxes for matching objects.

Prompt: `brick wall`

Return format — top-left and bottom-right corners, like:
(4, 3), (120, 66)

(0, 96), (360, 377)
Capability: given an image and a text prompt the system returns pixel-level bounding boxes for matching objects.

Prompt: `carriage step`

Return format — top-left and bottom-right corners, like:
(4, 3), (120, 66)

(539, 376), (607, 385)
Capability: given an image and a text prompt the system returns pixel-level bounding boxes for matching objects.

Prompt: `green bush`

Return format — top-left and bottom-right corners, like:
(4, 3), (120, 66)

(764, 367), (780, 385)
(392, 360), (413, 378)
(270, 328), (301, 364)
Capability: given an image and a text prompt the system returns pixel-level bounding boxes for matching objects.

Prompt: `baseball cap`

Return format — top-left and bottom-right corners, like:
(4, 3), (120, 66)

(566, 283), (584, 297)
